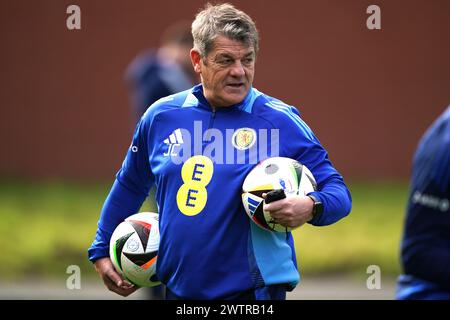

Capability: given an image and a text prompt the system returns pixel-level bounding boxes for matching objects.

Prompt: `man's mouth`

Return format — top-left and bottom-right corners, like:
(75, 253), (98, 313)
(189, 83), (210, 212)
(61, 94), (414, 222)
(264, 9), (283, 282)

(226, 83), (244, 88)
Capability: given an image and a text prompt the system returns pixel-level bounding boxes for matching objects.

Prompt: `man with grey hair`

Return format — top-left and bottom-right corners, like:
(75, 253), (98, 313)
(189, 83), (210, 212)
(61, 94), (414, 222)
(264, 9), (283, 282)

(88, 3), (352, 300)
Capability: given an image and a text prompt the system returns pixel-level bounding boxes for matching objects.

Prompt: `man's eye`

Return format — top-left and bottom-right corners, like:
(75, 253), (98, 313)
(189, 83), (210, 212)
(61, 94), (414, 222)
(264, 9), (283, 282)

(243, 58), (253, 64)
(218, 59), (232, 65)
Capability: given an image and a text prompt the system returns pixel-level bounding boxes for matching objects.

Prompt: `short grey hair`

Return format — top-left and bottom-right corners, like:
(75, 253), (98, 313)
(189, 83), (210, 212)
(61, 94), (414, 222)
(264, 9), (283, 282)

(191, 3), (259, 58)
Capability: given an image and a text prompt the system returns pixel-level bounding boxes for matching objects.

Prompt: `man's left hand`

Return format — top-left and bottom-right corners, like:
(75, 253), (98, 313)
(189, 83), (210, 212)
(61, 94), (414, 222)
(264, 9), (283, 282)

(262, 194), (315, 229)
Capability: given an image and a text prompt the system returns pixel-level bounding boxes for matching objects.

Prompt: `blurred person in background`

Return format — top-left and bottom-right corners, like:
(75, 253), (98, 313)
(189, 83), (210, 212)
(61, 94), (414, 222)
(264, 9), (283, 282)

(397, 105), (450, 300)
(123, 21), (198, 299)
(125, 20), (198, 121)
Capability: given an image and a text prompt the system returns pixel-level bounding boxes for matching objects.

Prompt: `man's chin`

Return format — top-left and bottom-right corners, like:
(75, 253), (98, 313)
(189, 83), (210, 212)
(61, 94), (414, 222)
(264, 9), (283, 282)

(222, 95), (245, 106)
(222, 90), (249, 105)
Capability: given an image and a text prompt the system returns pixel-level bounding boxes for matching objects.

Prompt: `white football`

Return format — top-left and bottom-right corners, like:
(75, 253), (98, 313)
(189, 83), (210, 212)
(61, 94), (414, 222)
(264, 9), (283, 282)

(109, 212), (161, 287)
(242, 157), (317, 232)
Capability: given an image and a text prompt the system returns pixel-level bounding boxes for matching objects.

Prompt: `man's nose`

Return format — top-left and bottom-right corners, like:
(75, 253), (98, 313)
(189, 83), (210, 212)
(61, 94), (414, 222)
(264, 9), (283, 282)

(229, 61), (245, 77)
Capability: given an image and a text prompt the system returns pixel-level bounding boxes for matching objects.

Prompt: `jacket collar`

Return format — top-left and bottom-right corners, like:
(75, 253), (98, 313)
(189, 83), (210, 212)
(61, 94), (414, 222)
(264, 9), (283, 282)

(191, 84), (254, 112)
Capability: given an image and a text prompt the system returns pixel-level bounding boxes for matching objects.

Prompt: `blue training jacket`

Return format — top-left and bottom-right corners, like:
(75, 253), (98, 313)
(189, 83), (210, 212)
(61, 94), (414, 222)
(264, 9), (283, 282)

(88, 84), (352, 299)
(397, 106), (450, 299)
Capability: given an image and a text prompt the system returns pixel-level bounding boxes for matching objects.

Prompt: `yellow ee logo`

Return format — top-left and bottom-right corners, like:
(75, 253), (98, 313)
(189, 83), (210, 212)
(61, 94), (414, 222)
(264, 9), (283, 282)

(176, 156), (213, 216)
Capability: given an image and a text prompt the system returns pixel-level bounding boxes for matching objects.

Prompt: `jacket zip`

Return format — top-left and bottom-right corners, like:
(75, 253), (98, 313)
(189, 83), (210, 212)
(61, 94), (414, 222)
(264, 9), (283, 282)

(205, 109), (216, 142)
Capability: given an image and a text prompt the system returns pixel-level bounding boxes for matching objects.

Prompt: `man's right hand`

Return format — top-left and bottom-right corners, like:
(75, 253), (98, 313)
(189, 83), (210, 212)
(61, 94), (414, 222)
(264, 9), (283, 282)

(93, 257), (138, 297)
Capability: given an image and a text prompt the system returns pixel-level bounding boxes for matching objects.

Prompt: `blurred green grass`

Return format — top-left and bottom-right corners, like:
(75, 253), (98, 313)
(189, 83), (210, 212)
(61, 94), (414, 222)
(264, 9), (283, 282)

(0, 180), (107, 280)
(294, 180), (408, 279)
(0, 179), (408, 280)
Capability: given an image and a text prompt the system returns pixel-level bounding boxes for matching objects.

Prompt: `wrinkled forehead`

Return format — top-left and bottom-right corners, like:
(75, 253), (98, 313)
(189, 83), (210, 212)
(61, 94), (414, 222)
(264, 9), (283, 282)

(208, 35), (256, 58)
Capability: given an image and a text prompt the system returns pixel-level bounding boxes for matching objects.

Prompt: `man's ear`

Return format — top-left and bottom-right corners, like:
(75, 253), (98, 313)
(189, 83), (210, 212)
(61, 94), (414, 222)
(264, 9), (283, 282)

(190, 49), (202, 74)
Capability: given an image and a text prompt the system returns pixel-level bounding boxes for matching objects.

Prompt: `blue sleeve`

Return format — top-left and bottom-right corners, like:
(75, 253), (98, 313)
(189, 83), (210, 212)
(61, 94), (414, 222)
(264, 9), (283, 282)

(403, 240), (450, 287)
(401, 175), (450, 286)
(280, 106), (352, 226)
(88, 117), (155, 262)
(401, 120), (450, 286)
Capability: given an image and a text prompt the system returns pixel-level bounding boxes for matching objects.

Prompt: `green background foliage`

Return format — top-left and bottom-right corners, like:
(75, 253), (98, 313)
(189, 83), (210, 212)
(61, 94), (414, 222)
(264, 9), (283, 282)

(0, 180), (408, 281)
